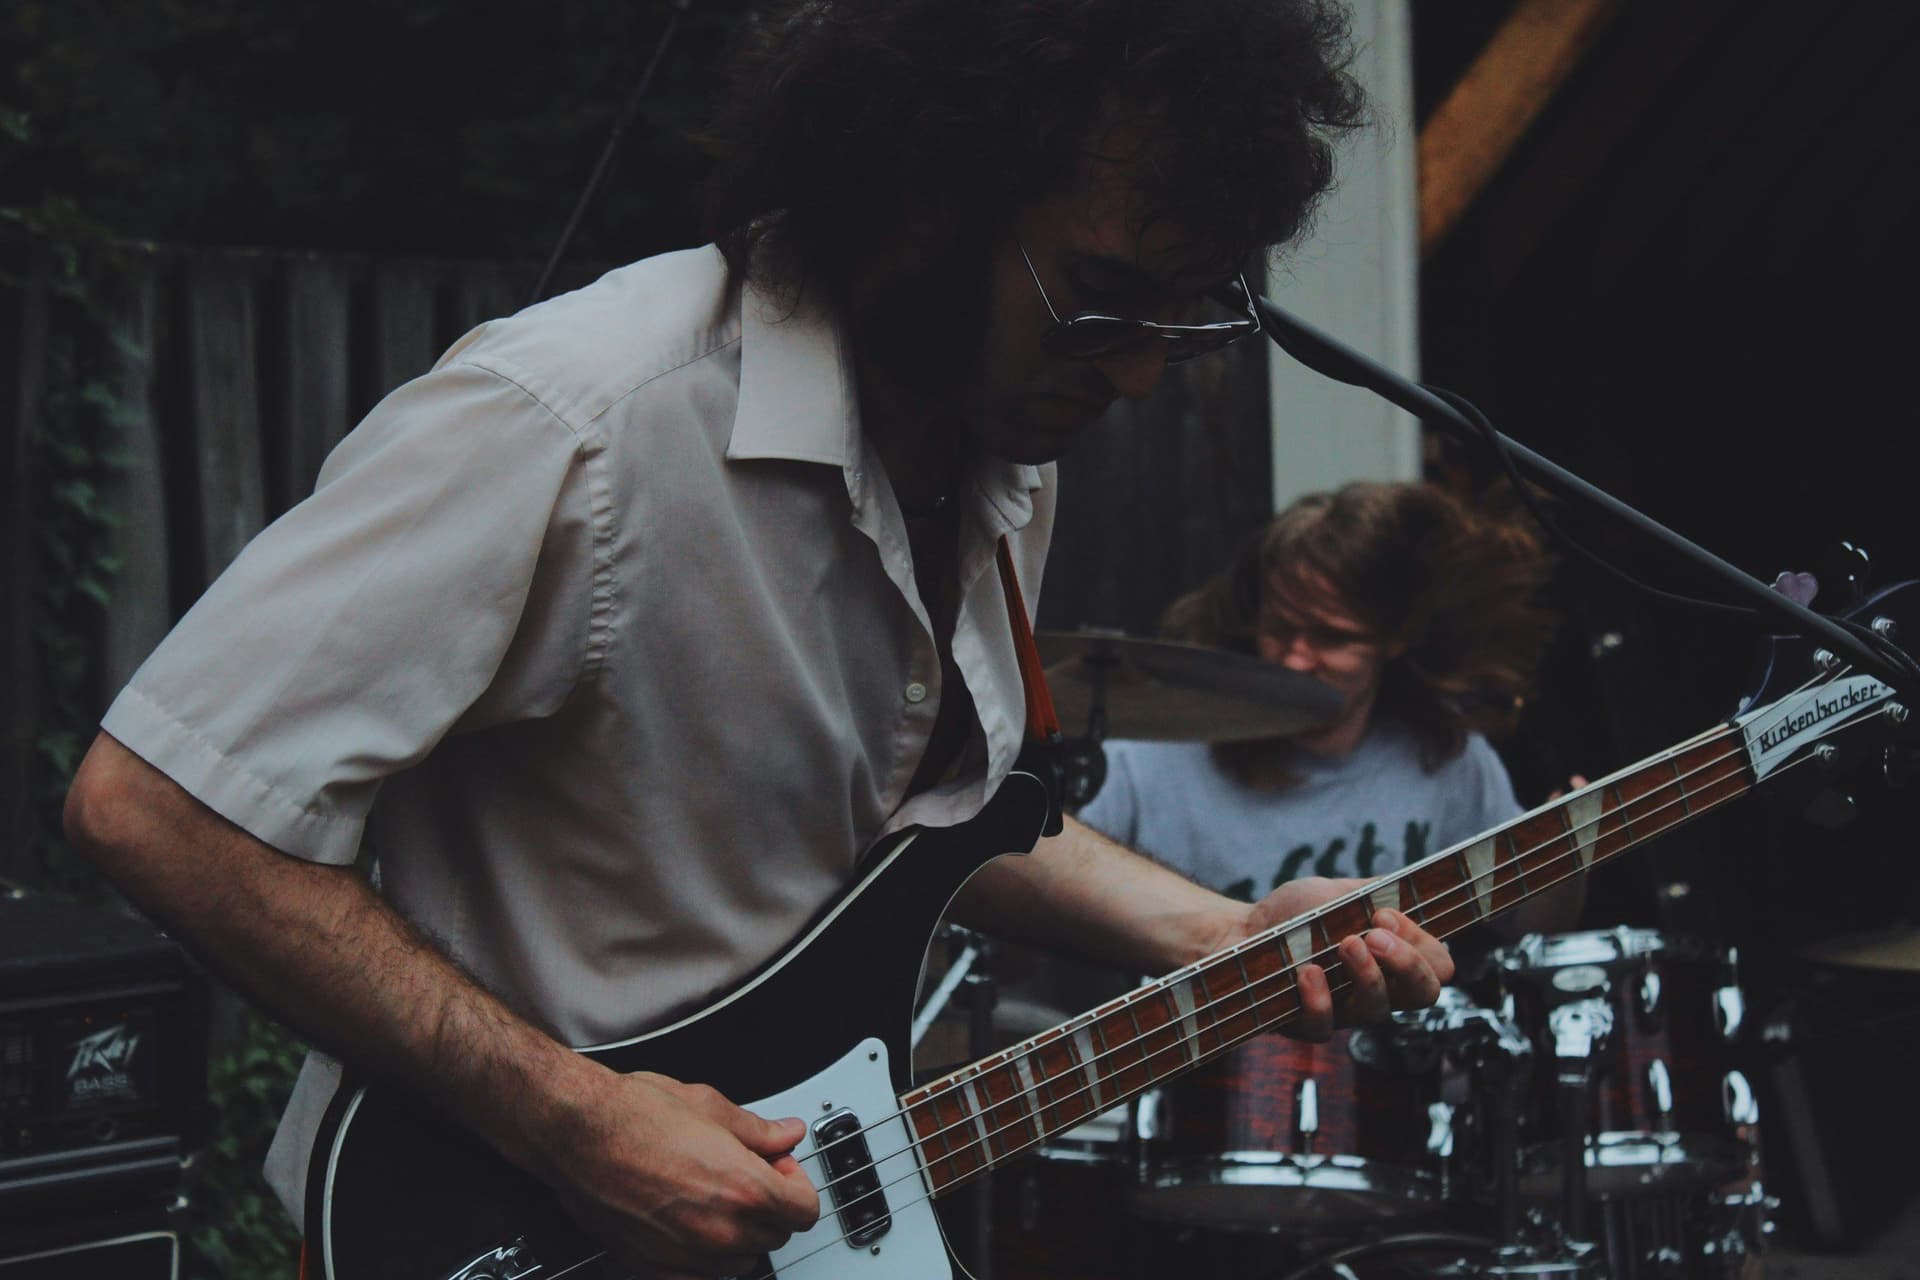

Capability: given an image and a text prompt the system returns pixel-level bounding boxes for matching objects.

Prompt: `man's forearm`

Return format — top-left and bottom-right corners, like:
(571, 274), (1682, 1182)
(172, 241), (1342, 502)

(63, 733), (603, 1182)
(951, 815), (1242, 976)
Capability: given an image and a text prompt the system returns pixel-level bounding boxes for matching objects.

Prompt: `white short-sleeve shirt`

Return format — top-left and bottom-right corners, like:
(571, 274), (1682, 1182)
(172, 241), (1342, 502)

(99, 246), (1056, 1213)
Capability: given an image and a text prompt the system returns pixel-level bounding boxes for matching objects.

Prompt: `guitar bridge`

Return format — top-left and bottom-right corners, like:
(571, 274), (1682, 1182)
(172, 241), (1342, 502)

(812, 1107), (892, 1247)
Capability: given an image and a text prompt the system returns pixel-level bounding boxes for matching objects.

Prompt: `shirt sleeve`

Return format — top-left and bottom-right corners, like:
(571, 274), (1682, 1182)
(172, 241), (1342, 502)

(1071, 741), (1143, 848)
(101, 359), (601, 866)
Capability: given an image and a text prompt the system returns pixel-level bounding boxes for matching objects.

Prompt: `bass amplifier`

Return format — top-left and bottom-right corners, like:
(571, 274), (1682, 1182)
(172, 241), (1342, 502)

(0, 1205), (178, 1279)
(0, 888), (208, 1216)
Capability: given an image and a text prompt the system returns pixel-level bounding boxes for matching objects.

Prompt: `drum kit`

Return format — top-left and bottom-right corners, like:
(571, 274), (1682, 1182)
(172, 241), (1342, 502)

(911, 632), (1781, 1279)
(920, 925), (1774, 1280)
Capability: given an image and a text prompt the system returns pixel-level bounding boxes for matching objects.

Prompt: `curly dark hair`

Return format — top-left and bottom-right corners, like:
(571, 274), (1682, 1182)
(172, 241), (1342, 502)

(702, 0), (1367, 301)
(1162, 481), (1558, 791)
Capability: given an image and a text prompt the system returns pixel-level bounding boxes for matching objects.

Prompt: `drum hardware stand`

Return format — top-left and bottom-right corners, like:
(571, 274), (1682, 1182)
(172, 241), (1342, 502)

(1544, 999), (1613, 1275)
(909, 926), (1002, 1280)
(911, 924), (989, 1052)
(1479, 1012), (1534, 1252)
(1057, 635), (1118, 808)
(1438, 1002), (1609, 1279)
(1431, 1009), (1601, 1279)
(961, 952), (999, 1280)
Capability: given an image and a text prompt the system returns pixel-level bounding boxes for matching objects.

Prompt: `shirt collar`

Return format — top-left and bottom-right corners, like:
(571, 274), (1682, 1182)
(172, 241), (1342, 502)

(727, 275), (859, 468)
(726, 265), (1045, 526)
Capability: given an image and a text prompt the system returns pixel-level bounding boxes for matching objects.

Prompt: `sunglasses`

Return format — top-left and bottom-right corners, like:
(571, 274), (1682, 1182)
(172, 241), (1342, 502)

(1019, 239), (1263, 365)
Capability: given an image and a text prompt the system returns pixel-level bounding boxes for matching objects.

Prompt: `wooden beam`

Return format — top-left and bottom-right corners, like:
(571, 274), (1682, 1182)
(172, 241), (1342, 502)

(1418, 0), (1623, 259)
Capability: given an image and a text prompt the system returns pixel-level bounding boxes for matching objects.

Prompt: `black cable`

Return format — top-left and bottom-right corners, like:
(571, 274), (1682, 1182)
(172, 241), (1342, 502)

(1266, 1232), (1495, 1280)
(1251, 288), (1920, 697)
(1425, 383), (1756, 620)
(1426, 382), (1920, 686)
(528, 0), (693, 306)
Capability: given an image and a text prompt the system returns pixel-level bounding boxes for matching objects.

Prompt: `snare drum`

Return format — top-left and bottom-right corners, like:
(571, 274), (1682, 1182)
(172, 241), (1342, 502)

(1128, 989), (1501, 1232)
(1487, 928), (1757, 1199)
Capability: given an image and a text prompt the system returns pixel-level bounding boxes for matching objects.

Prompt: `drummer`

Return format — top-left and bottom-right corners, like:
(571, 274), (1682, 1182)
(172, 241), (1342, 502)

(1075, 480), (1585, 938)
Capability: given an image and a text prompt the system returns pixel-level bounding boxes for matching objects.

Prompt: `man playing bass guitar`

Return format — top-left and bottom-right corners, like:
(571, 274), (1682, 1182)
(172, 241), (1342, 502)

(62, 2), (1453, 1275)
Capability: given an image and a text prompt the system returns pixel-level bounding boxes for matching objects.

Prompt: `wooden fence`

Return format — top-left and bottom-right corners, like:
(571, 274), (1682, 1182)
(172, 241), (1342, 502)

(1, 243), (1271, 881)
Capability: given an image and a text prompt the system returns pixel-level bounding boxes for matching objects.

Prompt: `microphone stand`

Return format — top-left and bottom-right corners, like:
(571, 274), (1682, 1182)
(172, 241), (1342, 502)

(1251, 294), (1920, 701)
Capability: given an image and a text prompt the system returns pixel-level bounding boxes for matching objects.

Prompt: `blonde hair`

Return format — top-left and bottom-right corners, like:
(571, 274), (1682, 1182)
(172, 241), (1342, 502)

(1162, 480), (1556, 790)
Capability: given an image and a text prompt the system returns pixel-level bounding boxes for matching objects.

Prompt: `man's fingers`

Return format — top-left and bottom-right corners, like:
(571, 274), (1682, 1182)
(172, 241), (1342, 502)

(1338, 933), (1393, 1023)
(1334, 912), (1445, 1015)
(1293, 963), (1334, 1041)
(1371, 931), (1442, 1010)
(729, 1133), (820, 1232)
(724, 1109), (806, 1159)
(760, 1162), (822, 1230)
(1374, 908), (1454, 986)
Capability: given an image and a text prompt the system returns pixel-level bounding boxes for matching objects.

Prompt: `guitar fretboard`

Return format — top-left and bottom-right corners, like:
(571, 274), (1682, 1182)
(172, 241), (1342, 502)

(898, 722), (1753, 1196)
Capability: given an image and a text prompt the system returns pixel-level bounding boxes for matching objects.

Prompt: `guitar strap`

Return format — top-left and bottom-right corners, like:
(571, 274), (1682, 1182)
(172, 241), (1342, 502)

(995, 536), (1067, 837)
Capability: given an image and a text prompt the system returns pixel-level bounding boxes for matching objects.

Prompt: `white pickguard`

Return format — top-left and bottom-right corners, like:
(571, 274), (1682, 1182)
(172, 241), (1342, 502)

(754, 1038), (948, 1280)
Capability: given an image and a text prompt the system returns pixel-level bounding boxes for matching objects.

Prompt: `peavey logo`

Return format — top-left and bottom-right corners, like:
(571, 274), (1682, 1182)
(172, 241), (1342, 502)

(1756, 679), (1890, 753)
(67, 1023), (141, 1098)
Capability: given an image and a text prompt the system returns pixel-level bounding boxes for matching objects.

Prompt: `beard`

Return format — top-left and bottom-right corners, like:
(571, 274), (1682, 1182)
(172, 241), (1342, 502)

(847, 216), (997, 398)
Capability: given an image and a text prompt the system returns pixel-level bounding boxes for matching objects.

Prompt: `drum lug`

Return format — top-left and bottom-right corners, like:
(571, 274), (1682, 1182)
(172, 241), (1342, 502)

(1723, 1069), (1760, 1126)
(1637, 971), (1663, 1026)
(1426, 1099), (1455, 1159)
(1713, 985), (1746, 1041)
(1549, 999), (1612, 1060)
(1295, 1077), (1320, 1151)
(1134, 1088), (1164, 1141)
(1646, 1058), (1674, 1120)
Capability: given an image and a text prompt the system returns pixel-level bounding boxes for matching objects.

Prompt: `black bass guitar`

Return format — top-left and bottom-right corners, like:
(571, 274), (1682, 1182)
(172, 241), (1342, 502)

(307, 583), (1920, 1280)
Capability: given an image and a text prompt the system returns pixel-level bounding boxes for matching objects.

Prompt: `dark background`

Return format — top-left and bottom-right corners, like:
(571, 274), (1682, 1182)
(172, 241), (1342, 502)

(9, 0), (1920, 1260)
(1416, 0), (1920, 1246)
(1416, 0), (1920, 978)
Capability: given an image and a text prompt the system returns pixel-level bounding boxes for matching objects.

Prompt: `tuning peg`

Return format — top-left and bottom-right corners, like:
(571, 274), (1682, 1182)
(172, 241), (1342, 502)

(1821, 540), (1872, 608)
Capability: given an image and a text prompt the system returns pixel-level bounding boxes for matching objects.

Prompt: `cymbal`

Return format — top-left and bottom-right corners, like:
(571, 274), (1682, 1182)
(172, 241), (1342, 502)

(1037, 629), (1343, 742)
(1796, 925), (1920, 973)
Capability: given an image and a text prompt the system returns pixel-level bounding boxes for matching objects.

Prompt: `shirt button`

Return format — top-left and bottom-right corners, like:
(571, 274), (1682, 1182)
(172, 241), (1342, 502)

(905, 681), (929, 704)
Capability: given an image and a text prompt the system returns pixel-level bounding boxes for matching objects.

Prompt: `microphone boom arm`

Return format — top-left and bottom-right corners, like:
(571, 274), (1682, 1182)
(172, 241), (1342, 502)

(1251, 290), (1919, 701)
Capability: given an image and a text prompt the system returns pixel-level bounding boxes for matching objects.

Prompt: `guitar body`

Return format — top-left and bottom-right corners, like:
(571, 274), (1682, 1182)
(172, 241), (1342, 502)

(307, 772), (1054, 1280)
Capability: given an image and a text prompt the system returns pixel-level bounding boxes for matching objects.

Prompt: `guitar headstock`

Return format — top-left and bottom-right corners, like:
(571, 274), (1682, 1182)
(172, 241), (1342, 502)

(1735, 580), (1920, 811)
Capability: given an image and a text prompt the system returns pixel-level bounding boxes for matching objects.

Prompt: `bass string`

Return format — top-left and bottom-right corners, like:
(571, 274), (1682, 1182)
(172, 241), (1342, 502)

(793, 657), (1851, 1179)
(709, 733), (1857, 1280)
(790, 704), (1786, 1198)
(577, 665), (1872, 1280)
(812, 655), (1871, 1183)
(903, 747), (1763, 1198)
(745, 764), (1760, 1280)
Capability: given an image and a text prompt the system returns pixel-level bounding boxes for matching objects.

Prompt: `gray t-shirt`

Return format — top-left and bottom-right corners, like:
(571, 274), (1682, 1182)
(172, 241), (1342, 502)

(1074, 721), (1520, 901)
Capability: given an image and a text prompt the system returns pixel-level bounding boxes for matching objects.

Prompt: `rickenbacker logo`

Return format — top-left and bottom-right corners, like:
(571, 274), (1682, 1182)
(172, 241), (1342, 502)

(1742, 674), (1891, 780)
(1756, 680), (1887, 751)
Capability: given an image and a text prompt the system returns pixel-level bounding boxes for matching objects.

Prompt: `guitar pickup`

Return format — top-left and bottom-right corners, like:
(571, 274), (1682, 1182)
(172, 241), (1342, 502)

(812, 1108), (891, 1247)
